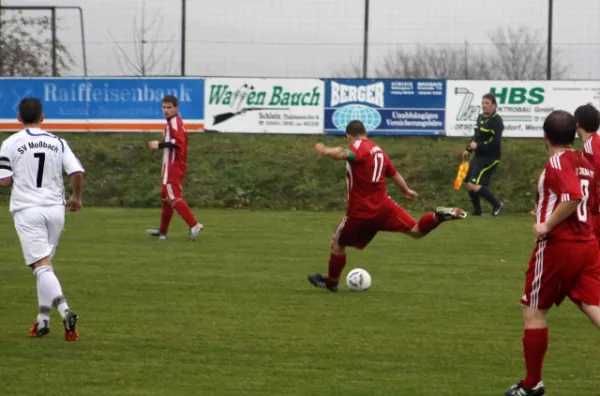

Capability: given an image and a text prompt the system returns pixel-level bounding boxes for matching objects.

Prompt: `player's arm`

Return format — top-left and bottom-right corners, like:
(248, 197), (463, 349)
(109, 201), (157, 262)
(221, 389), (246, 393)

(463, 117), (479, 159)
(0, 142), (13, 187)
(150, 118), (186, 150)
(159, 119), (185, 149)
(61, 139), (85, 212)
(386, 161), (418, 199)
(314, 143), (354, 161)
(69, 172), (84, 207)
(535, 167), (582, 239)
(391, 173), (409, 191)
(475, 116), (503, 155)
(545, 200), (580, 230)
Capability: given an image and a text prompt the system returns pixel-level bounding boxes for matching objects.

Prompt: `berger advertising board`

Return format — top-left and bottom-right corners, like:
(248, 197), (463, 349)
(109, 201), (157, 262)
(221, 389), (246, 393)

(0, 78), (205, 132)
(203, 78), (324, 133)
(324, 79), (446, 136)
(445, 80), (600, 138)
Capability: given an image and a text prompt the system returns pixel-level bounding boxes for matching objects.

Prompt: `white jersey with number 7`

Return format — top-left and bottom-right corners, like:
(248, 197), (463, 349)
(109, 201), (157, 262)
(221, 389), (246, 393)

(0, 128), (85, 214)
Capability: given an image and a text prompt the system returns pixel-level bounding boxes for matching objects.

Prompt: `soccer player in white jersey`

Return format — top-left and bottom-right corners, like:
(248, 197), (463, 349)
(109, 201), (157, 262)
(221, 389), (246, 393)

(0, 98), (85, 341)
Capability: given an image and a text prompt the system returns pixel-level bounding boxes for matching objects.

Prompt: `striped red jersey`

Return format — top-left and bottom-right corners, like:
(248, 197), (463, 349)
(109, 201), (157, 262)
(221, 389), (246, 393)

(345, 138), (398, 219)
(162, 114), (188, 185)
(535, 150), (596, 241)
(583, 133), (600, 214)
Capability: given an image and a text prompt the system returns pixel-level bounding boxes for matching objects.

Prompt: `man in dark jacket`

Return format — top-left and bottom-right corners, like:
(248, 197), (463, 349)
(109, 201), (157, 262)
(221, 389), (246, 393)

(462, 93), (504, 216)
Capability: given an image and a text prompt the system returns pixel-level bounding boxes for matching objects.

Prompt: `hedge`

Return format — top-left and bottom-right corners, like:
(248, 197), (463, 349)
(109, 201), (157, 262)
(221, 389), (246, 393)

(0, 132), (551, 213)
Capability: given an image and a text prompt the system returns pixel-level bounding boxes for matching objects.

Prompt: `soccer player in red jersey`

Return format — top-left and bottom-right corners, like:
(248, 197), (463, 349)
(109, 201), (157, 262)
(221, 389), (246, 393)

(146, 95), (203, 241)
(307, 120), (467, 291)
(505, 110), (600, 396)
(576, 103), (600, 242)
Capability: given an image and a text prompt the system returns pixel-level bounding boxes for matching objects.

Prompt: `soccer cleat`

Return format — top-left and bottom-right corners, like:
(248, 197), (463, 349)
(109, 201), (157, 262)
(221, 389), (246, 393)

(188, 223), (203, 241)
(29, 320), (50, 337)
(505, 381), (545, 396)
(493, 202), (505, 217)
(307, 273), (338, 292)
(147, 229), (167, 240)
(63, 310), (79, 341)
(435, 206), (468, 221)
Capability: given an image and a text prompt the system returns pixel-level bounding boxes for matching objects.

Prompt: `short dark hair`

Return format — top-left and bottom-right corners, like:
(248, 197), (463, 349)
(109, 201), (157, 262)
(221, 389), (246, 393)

(482, 93), (497, 106)
(18, 98), (43, 124)
(574, 103), (600, 133)
(543, 110), (577, 146)
(162, 95), (178, 107)
(346, 120), (367, 137)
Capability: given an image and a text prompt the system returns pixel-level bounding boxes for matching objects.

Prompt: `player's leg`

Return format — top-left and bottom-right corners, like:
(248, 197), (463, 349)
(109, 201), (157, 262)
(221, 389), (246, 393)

(569, 240), (600, 328)
(469, 159), (503, 216)
(406, 208), (466, 239)
(507, 307), (549, 396)
(147, 185), (172, 239)
(465, 159), (482, 215)
(377, 199), (465, 239)
(580, 304), (600, 327)
(15, 207), (78, 341)
(506, 240), (562, 396)
(169, 184), (203, 241)
(160, 200), (174, 235)
(41, 205), (79, 341)
(308, 217), (376, 292)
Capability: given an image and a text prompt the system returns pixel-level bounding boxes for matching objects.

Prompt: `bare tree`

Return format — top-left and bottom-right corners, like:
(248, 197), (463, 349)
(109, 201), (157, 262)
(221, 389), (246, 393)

(489, 26), (568, 80)
(341, 25), (569, 80)
(110, 1), (177, 76)
(0, 10), (74, 76)
(376, 45), (476, 79)
(333, 58), (363, 78)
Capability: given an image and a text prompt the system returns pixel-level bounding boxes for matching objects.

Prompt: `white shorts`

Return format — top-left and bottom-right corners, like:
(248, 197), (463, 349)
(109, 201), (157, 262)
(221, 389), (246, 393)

(13, 205), (65, 266)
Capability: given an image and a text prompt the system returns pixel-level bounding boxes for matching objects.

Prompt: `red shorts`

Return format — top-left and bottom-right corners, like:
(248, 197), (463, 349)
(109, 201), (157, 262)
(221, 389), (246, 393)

(332, 199), (417, 250)
(521, 239), (600, 310)
(161, 183), (183, 203)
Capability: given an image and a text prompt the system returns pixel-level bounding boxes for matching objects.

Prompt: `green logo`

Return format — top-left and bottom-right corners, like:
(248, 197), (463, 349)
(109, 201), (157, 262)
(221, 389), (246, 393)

(209, 84), (321, 107)
(489, 87), (545, 105)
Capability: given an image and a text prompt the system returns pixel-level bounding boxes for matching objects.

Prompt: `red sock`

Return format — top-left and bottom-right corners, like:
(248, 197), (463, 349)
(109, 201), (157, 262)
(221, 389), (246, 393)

(416, 212), (440, 235)
(328, 253), (346, 285)
(522, 327), (548, 388)
(159, 201), (174, 234)
(173, 200), (198, 228)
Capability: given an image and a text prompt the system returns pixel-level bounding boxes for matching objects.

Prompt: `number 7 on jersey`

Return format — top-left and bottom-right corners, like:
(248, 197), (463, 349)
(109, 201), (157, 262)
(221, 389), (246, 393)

(372, 152), (384, 182)
(34, 152), (45, 188)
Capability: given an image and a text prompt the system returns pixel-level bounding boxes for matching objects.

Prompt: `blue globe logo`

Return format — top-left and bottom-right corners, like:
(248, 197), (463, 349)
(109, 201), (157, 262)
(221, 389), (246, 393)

(332, 104), (381, 131)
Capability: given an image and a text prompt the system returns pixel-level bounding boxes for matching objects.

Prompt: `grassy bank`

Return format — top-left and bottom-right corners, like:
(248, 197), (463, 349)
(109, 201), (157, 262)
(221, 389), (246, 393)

(0, 133), (550, 212)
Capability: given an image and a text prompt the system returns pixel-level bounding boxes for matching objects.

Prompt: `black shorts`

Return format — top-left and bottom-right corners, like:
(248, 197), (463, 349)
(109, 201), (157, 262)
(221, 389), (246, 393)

(466, 157), (500, 186)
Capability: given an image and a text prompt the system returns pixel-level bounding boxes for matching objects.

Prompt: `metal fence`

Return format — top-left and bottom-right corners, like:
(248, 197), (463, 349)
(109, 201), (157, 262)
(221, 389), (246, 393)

(1, 0), (599, 80)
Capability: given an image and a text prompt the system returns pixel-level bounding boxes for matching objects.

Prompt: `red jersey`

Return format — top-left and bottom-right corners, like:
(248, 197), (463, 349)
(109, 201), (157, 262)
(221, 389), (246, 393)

(535, 150), (596, 241)
(345, 139), (398, 218)
(583, 133), (600, 214)
(162, 114), (188, 185)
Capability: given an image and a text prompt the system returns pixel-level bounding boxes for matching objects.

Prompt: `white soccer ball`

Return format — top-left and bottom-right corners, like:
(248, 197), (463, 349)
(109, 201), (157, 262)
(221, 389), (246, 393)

(346, 268), (372, 292)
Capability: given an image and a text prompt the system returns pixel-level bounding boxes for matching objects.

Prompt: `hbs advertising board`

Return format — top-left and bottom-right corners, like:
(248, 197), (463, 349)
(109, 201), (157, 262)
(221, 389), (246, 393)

(0, 78), (204, 132)
(324, 79), (446, 136)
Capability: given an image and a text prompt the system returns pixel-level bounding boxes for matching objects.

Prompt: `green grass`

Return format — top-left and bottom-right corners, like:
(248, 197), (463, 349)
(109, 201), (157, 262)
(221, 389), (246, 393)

(0, 208), (598, 396)
(0, 133), (552, 212)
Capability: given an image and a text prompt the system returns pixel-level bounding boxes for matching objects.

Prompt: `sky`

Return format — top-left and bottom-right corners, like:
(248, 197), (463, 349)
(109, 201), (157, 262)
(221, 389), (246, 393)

(3, 0), (600, 79)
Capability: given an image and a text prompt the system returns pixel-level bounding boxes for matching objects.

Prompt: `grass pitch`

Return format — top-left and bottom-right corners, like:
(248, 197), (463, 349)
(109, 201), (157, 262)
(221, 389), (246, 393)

(0, 208), (598, 396)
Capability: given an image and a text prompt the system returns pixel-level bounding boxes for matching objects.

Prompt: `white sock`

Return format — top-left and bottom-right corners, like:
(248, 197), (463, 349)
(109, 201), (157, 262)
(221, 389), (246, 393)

(33, 266), (69, 320)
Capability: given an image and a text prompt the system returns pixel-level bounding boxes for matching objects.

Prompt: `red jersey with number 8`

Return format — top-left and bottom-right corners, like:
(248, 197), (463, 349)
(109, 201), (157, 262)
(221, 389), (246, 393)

(583, 133), (600, 214)
(535, 150), (596, 241)
(345, 139), (398, 219)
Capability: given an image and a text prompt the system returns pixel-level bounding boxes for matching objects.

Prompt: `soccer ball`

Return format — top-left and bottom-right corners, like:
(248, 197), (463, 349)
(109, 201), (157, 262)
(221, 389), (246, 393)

(346, 268), (372, 292)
